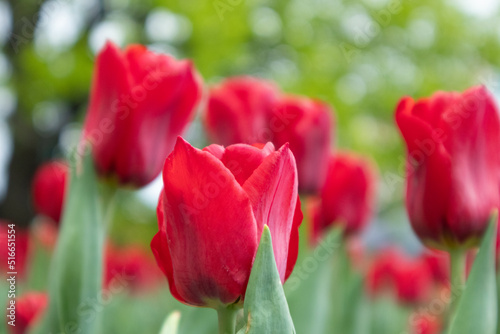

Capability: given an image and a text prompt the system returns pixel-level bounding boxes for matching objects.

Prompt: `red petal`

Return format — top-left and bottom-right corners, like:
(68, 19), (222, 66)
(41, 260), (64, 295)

(220, 144), (273, 186)
(242, 143), (299, 282)
(285, 197), (303, 280)
(161, 138), (258, 306)
(396, 97), (453, 246)
(83, 41), (131, 176)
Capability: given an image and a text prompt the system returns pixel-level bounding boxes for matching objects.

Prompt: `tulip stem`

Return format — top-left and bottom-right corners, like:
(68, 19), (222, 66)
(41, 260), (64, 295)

(217, 307), (237, 334)
(449, 249), (466, 315)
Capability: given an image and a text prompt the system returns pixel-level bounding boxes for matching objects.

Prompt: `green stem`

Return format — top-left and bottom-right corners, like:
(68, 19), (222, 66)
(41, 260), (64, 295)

(217, 307), (237, 334)
(449, 249), (467, 314)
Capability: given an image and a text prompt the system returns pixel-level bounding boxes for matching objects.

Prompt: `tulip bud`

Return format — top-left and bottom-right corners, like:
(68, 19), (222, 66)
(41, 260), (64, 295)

(83, 42), (203, 187)
(31, 160), (68, 224)
(7, 292), (48, 334)
(309, 152), (377, 242)
(395, 86), (500, 250)
(271, 96), (334, 193)
(151, 137), (302, 308)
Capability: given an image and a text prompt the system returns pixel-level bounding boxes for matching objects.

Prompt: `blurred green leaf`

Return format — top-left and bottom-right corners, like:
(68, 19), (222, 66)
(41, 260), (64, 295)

(32, 152), (105, 334)
(448, 211), (498, 334)
(159, 311), (181, 334)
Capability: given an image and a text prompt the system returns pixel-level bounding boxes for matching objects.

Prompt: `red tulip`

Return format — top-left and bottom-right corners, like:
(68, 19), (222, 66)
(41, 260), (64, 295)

(204, 76), (280, 146)
(105, 243), (163, 293)
(0, 221), (30, 279)
(395, 86), (500, 249)
(151, 137), (302, 307)
(422, 250), (450, 286)
(309, 152), (376, 242)
(367, 248), (433, 304)
(271, 95), (334, 193)
(7, 292), (48, 334)
(31, 160), (68, 224)
(83, 42), (203, 187)
(409, 314), (441, 334)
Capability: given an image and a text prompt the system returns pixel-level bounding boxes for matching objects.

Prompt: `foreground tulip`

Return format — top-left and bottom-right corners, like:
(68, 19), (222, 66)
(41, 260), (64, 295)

(83, 42), (203, 187)
(7, 292), (48, 334)
(151, 137), (302, 309)
(309, 152), (376, 242)
(204, 76), (280, 146)
(1, 220), (30, 279)
(271, 96), (334, 193)
(31, 160), (68, 224)
(367, 248), (433, 304)
(395, 86), (500, 250)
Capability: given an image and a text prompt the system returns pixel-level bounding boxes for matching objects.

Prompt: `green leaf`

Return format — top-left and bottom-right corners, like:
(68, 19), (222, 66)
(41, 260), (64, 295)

(237, 225), (295, 334)
(285, 228), (342, 334)
(32, 152), (105, 334)
(159, 311), (181, 334)
(448, 211), (498, 334)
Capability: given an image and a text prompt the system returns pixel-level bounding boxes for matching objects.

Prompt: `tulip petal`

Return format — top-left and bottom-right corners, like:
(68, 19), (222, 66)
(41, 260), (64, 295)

(84, 42), (131, 175)
(441, 86), (500, 242)
(114, 53), (202, 186)
(243, 143), (299, 282)
(396, 97), (454, 247)
(220, 144), (272, 186)
(285, 197), (303, 280)
(161, 138), (258, 306)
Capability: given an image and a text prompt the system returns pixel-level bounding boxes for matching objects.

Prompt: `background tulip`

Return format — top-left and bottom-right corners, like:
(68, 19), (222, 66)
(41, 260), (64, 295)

(105, 243), (163, 293)
(271, 96), (334, 194)
(309, 152), (377, 242)
(151, 137), (302, 308)
(31, 160), (67, 224)
(204, 76), (280, 146)
(367, 248), (433, 305)
(7, 292), (48, 334)
(1, 220), (30, 279)
(395, 86), (500, 250)
(83, 42), (203, 187)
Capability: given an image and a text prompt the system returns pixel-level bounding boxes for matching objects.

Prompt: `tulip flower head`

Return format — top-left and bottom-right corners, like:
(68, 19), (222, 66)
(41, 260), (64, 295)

(151, 137), (302, 308)
(271, 95), (334, 193)
(204, 76), (280, 146)
(1, 221), (30, 279)
(309, 152), (376, 242)
(83, 42), (203, 187)
(396, 86), (500, 250)
(367, 248), (433, 305)
(31, 160), (68, 224)
(7, 292), (48, 334)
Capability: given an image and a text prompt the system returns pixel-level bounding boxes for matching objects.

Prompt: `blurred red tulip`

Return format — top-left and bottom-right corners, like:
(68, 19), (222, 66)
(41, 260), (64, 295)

(271, 95), (333, 193)
(204, 77), (335, 194)
(31, 160), (68, 224)
(204, 76), (280, 146)
(0, 220), (30, 279)
(409, 314), (441, 334)
(422, 250), (450, 286)
(151, 138), (302, 307)
(105, 243), (163, 293)
(7, 292), (47, 334)
(83, 42), (203, 187)
(309, 152), (376, 242)
(395, 86), (500, 250)
(367, 248), (433, 305)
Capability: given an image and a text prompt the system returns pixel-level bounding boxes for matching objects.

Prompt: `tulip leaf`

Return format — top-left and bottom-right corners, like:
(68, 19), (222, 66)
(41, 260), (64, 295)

(31, 151), (105, 334)
(448, 211), (498, 334)
(159, 311), (181, 334)
(237, 225), (295, 334)
(285, 227), (342, 334)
